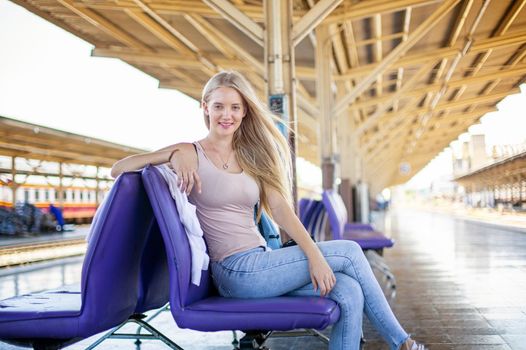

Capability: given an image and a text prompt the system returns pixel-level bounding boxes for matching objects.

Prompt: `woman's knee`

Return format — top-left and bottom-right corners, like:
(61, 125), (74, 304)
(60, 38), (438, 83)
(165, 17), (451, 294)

(331, 273), (364, 310)
(341, 240), (362, 256)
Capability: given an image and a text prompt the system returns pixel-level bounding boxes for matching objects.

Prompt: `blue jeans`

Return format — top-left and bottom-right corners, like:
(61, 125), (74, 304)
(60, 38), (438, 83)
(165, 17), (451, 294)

(211, 240), (409, 350)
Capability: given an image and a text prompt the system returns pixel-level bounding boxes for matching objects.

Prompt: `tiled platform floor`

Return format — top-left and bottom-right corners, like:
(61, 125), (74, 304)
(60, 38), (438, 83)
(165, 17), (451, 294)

(1, 208), (525, 349)
(358, 209), (526, 350)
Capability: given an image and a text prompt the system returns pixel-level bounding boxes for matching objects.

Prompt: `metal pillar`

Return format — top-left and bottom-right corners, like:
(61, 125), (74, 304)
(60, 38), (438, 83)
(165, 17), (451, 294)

(316, 24), (336, 190)
(10, 156), (17, 207)
(264, 0), (298, 201)
(336, 81), (358, 221)
(95, 166), (100, 206)
(58, 162), (64, 209)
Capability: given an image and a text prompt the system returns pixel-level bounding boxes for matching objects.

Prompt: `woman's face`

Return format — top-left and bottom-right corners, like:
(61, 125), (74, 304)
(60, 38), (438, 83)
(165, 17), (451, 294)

(203, 86), (246, 137)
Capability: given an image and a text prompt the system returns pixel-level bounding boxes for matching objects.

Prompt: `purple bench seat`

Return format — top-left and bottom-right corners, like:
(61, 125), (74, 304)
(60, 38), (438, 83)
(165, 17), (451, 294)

(320, 191), (396, 291)
(141, 166), (340, 346)
(339, 229), (394, 250)
(0, 172), (160, 349)
(345, 223), (374, 231)
(322, 190), (394, 250)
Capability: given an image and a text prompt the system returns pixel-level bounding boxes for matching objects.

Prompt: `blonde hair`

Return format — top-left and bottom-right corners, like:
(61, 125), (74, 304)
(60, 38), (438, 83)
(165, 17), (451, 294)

(201, 71), (293, 219)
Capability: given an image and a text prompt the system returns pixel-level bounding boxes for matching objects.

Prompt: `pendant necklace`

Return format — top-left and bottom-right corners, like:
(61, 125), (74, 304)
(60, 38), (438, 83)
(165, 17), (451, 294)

(217, 148), (233, 170)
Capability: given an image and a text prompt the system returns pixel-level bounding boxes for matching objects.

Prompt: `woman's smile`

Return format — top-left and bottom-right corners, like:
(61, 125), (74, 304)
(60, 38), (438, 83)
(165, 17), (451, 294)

(219, 121), (234, 129)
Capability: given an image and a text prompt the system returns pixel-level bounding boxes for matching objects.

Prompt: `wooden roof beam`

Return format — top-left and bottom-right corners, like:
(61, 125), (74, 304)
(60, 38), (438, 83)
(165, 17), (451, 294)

(328, 23), (348, 74)
(92, 47), (206, 68)
(0, 141), (120, 166)
(429, 0), (474, 87)
(363, 105), (496, 157)
(469, 0), (526, 77)
(79, 1), (269, 22)
(326, 0), (442, 24)
(355, 33), (406, 47)
(158, 81), (204, 98)
(373, 13), (383, 97)
(131, 0), (218, 74)
(125, 8), (191, 54)
(56, 0), (149, 50)
(392, 7), (412, 112)
(353, 61), (436, 137)
(332, 0), (461, 116)
(182, 14), (264, 75)
(203, 0), (264, 46)
(335, 30), (526, 81)
(184, 14), (234, 60)
(292, 0), (343, 47)
(349, 63), (526, 112)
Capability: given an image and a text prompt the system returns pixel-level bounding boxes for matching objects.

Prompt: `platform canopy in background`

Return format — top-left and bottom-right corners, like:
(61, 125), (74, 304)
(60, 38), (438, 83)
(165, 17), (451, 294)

(10, 0), (526, 195)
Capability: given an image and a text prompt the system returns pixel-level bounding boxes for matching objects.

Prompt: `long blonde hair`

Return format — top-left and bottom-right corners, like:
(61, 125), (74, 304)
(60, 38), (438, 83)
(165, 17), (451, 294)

(201, 71), (293, 219)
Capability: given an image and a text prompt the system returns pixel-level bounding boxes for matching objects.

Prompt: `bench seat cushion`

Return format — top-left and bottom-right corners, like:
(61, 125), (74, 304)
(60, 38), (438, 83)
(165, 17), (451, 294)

(0, 289), (81, 338)
(176, 296), (340, 331)
(342, 229), (394, 250)
(344, 223), (374, 231)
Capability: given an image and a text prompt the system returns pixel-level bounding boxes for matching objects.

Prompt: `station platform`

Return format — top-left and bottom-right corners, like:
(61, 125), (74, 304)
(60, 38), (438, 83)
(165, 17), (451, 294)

(0, 225), (90, 248)
(0, 208), (525, 350)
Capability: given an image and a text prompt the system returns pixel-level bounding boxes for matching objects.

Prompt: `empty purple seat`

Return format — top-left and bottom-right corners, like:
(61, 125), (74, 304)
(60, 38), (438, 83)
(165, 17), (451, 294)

(345, 222), (374, 231)
(141, 166), (340, 339)
(320, 191), (397, 291)
(299, 199), (329, 242)
(322, 190), (394, 250)
(0, 172), (159, 349)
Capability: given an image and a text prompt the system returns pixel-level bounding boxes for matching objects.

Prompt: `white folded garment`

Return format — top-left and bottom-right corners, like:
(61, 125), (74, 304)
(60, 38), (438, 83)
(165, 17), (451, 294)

(156, 164), (209, 286)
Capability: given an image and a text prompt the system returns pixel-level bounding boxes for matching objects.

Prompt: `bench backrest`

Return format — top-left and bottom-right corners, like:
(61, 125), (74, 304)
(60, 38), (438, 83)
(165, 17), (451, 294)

(298, 198), (313, 223)
(135, 220), (170, 314)
(141, 166), (213, 320)
(321, 190), (348, 240)
(299, 198), (329, 241)
(79, 172), (156, 332)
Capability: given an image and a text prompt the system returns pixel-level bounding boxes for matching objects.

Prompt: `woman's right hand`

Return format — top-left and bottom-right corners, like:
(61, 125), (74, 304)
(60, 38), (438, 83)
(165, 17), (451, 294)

(169, 144), (201, 195)
(308, 254), (336, 297)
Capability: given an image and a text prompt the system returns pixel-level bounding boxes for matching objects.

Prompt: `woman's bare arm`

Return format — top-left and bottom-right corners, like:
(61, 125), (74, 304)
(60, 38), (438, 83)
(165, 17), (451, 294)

(111, 143), (200, 194)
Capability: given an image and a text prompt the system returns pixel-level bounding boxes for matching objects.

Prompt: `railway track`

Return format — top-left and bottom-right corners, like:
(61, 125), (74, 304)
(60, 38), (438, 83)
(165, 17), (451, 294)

(0, 238), (87, 267)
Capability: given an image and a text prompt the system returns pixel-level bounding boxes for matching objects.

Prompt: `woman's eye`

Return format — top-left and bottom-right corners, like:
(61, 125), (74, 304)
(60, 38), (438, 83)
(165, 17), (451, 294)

(232, 106), (240, 111)
(214, 105), (223, 110)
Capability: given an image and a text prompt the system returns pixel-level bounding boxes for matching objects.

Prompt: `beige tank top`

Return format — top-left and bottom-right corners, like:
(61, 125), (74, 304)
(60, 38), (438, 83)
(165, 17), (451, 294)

(188, 142), (267, 262)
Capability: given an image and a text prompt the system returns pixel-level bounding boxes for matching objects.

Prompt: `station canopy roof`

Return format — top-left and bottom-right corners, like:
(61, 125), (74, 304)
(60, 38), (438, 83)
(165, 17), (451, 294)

(11, 0), (526, 191)
(0, 116), (147, 168)
(455, 150), (526, 186)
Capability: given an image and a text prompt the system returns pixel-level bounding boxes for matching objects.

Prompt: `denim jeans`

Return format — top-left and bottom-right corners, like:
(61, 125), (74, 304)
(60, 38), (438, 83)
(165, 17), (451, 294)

(211, 240), (409, 350)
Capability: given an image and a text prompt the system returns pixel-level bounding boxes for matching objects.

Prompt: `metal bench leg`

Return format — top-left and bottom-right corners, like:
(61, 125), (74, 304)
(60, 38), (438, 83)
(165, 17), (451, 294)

(365, 250), (397, 291)
(232, 330), (239, 347)
(85, 313), (183, 350)
(267, 328), (332, 345)
(134, 303), (171, 348)
(236, 331), (272, 350)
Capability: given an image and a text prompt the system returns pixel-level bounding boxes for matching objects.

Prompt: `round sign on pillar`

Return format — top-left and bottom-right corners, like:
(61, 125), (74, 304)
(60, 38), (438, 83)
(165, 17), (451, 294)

(399, 162), (411, 176)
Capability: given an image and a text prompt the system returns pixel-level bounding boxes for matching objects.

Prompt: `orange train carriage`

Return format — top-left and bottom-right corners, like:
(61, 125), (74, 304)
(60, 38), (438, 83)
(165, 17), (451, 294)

(0, 183), (106, 224)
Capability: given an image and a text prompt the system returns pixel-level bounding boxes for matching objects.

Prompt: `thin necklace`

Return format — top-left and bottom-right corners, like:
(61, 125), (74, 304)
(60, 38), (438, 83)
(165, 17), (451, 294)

(217, 148), (233, 169)
(204, 140), (233, 170)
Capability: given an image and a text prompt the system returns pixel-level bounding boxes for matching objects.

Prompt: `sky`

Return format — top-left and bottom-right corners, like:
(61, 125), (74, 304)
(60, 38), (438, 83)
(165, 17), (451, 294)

(1, 0), (525, 190)
(0, 0), (208, 151)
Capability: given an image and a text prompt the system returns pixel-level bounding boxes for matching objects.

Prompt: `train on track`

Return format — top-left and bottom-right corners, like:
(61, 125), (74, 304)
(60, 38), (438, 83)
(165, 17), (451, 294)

(0, 182), (104, 224)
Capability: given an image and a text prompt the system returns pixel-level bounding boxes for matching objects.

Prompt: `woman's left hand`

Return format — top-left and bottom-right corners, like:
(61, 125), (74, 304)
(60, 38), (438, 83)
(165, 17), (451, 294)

(308, 254), (336, 297)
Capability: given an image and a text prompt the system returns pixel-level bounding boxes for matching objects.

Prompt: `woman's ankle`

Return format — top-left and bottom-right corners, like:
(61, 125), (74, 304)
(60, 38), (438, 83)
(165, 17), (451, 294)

(403, 338), (415, 350)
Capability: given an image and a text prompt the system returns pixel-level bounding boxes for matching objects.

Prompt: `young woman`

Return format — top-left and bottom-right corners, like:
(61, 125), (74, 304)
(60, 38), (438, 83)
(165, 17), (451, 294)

(111, 71), (426, 350)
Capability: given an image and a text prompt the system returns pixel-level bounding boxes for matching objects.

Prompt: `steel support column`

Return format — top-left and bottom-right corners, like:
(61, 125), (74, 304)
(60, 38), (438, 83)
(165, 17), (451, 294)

(264, 0), (298, 201)
(58, 162), (64, 209)
(95, 166), (100, 206)
(316, 25), (336, 190)
(10, 156), (17, 208)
